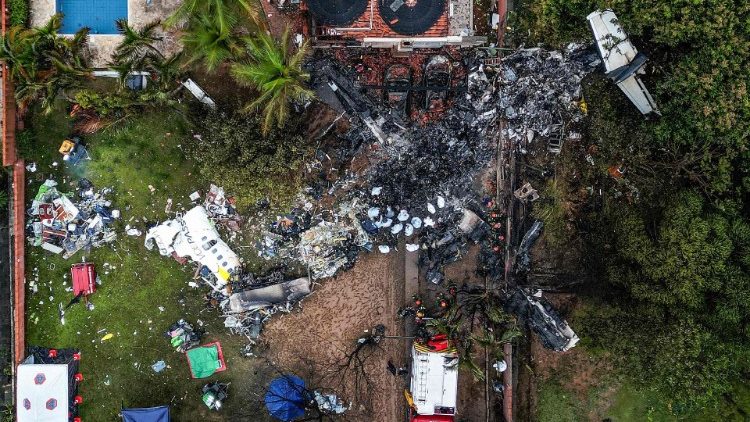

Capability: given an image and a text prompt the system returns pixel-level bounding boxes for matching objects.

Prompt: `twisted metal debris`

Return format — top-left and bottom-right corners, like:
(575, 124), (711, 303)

(258, 46), (597, 282)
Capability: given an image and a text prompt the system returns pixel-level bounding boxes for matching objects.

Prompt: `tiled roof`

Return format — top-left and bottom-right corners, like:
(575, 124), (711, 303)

(305, 0), (450, 39)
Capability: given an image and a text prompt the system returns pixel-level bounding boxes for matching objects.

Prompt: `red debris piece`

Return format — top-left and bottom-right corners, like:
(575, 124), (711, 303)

(71, 263), (96, 296)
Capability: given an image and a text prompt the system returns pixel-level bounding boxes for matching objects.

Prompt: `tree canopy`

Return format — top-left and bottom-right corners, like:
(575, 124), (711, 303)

(184, 111), (308, 208)
(510, 0), (750, 410)
(231, 27), (314, 134)
(609, 191), (750, 330)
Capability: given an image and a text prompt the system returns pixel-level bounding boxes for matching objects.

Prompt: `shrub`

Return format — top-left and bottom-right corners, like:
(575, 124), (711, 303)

(9, 0), (28, 27)
(184, 111), (308, 209)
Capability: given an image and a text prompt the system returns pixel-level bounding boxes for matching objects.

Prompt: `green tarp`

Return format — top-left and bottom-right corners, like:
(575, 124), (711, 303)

(186, 345), (221, 378)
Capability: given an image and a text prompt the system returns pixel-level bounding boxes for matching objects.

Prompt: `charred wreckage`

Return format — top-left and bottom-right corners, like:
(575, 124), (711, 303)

(248, 45), (599, 351)
(138, 44), (599, 352)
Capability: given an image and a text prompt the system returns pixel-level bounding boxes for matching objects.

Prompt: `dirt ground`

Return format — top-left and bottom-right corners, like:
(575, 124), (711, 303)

(261, 244), (497, 422)
(443, 246), (496, 422)
(262, 249), (410, 422)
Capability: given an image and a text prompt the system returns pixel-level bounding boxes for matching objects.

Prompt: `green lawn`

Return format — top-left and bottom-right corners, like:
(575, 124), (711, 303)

(535, 347), (750, 422)
(22, 106), (276, 421)
(536, 381), (582, 422)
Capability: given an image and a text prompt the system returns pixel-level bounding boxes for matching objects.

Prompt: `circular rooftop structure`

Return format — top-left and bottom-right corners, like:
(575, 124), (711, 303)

(378, 0), (445, 36)
(306, 0), (369, 26)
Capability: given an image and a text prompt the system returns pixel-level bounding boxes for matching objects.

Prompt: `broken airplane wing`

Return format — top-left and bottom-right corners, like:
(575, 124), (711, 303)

(587, 9), (660, 115)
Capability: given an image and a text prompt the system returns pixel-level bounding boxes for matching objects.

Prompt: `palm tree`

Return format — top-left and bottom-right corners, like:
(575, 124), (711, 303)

(148, 52), (185, 92)
(112, 19), (162, 70)
(165, 0), (261, 31)
(110, 20), (184, 90)
(426, 288), (520, 382)
(231, 27), (314, 134)
(180, 10), (240, 72)
(0, 14), (91, 113)
(0, 26), (36, 82)
(171, 0), (264, 72)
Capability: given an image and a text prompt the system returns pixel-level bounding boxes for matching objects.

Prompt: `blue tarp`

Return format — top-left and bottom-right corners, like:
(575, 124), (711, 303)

(122, 406), (171, 422)
(264, 375), (307, 421)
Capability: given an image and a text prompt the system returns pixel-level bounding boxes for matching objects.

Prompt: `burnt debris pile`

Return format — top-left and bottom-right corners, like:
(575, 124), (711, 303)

(257, 47), (598, 286)
(496, 46), (600, 147)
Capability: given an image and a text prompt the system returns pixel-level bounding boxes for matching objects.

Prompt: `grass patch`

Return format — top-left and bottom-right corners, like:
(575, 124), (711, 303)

(23, 105), (275, 420)
(537, 381), (583, 422)
(534, 342), (750, 422)
(9, 0), (28, 27)
(603, 384), (676, 422)
(531, 179), (571, 249)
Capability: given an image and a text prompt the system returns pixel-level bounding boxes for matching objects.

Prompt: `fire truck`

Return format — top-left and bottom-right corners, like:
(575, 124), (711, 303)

(408, 335), (458, 422)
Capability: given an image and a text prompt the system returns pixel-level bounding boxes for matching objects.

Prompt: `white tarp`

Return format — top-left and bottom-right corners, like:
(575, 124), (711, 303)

(16, 364), (69, 422)
(145, 206), (240, 287)
(410, 347), (458, 416)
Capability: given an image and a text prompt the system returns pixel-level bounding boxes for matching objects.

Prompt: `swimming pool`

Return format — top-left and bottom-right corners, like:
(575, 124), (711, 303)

(57, 0), (128, 34)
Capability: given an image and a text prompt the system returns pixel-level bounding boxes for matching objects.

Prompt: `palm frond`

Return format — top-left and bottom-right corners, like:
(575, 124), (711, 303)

(232, 27), (314, 133)
(165, 0), (201, 27)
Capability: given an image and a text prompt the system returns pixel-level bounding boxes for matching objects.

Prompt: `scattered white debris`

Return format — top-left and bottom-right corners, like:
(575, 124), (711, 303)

(368, 207), (380, 219)
(397, 209), (409, 221)
(125, 226), (142, 236)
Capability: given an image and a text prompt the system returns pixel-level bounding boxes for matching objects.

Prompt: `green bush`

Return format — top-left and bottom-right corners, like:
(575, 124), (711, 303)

(184, 111), (308, 209)
(74, 90), (134, 118)
(9, 0), (28, 27)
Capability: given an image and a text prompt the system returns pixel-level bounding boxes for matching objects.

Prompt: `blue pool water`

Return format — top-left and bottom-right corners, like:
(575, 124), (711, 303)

(57, 0), (128, 34)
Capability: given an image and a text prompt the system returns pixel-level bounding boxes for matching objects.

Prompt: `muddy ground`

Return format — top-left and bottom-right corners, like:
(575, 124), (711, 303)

(260, 242), (497, 422)
(263, 249), (410, 422)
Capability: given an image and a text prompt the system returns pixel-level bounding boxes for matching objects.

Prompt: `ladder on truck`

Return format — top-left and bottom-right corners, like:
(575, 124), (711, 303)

(414, 354), (430, 404)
